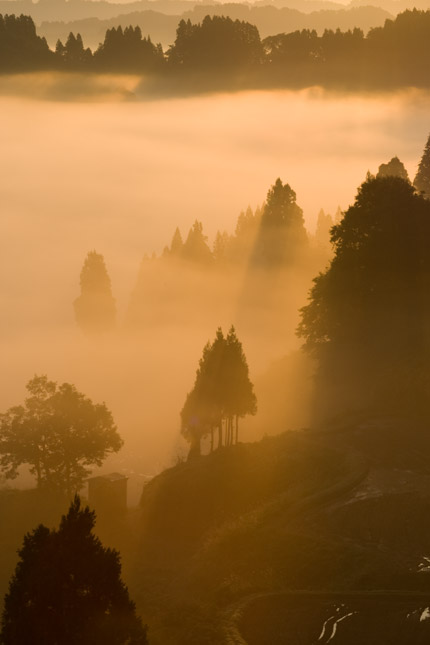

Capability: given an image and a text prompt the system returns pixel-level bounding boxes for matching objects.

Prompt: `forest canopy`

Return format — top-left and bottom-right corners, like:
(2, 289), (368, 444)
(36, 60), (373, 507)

(298, 173), (430, 420)
(5, 9), (430, 89)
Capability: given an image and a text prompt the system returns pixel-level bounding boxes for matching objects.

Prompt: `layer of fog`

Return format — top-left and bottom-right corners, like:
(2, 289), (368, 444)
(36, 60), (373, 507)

(2, 83), (430, 502)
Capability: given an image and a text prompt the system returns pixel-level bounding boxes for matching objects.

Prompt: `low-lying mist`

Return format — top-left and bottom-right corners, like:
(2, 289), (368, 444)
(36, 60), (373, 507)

(2, 82), (430, 502)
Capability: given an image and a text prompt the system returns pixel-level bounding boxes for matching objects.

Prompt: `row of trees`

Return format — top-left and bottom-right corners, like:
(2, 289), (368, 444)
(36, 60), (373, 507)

(75, 180), (334, 333)
(7, 9), (430, 86)
(56, 26), (164, 71)
(74, 145), (430, 335)
(180, 327), (256, 457)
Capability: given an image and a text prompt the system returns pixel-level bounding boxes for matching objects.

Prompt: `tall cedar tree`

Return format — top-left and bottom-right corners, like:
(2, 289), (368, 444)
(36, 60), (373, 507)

(414, 133), (430, 198)
(182, 221), (213, 264)
(181, 327), (256, 455)
(0, 496), (148, 645)
(74, 251), (116, 334)
(0, 375), (122, 495)
(252, 178), (308, 267)
(298, 174), (430, 419)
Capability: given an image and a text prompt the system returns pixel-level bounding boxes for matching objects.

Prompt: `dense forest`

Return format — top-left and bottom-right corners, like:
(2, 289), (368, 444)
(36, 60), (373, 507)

(4, 8), (430, 88)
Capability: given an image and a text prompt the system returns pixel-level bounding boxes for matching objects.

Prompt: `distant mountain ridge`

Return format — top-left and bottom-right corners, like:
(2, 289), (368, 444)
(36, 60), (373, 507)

(2, 0), (428, 27)
(39, 4), (392, 49)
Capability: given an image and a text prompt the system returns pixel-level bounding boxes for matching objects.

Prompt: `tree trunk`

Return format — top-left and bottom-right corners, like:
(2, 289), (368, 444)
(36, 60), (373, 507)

(210, 427), (214, 452)
(218, 421), (223, 449)
(235, 415), (239, 444)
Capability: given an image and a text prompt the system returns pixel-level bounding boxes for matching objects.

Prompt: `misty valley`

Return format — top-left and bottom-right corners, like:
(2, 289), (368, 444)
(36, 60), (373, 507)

(3, 1), (430, 642)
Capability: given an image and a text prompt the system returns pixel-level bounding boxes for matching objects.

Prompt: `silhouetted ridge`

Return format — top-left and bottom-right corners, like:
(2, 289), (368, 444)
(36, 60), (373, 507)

(5, 8), (430, 89)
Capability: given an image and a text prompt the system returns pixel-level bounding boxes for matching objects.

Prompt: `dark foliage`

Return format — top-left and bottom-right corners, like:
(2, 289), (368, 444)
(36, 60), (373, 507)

(414, 133), (430, 198)
(0, 14), (53, 71)
(5, 8), (430, 89)
(94, 25), (164, 72)
(181, 327), (256, 455)
(298, 174), (430, 419)
(55, 32), (92, 69)
(0, 496), (148, 645)
(167, 15), (263, 69)
(0, 375), (122, 495)
(377, 156), (409, 181)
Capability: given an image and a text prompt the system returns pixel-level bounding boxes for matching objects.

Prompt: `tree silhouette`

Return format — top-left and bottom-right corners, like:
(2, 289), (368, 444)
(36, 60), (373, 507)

(377, 156), (409, 181)
(414, 134), (430, 198)
(169, 227), (184, 257)
(252, 178), (308, 266)
(0, 496), (148, 645)
(224, 327), (257, 445)
(298, 174), (430, 419)
(0, 14), (54, 72)
(55, 32), (92, 69)
(94, 25), (164, 72)
(182, 221), (213, 264)
(314, 208), (334, 252)
(0, 375), (123, 496)
(181, 327), (256, 455)
(168, 15), (263, 69)
(74, 251), (116, 334)
(212, 231), (232, 264)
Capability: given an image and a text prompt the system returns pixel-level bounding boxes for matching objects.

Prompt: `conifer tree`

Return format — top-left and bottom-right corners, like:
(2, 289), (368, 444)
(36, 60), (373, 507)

(334, 205), (343, 225)
(314, 208), (334, 250)
(170, 227), (184, 256)
(182, 221), (213, 264)
(181, 327), (256, 455)
(414, 134), (430, 198)
(224, 327), (257, 445)
(213, 231), (232, 263)
(1, 496), (148, 645)
(74, 251), (116, 334)
(252, 178), (308, 266)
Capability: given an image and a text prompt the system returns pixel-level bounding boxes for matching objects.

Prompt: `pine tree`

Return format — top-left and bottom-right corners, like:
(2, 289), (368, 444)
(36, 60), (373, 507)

(1, 496), (148, 645)
(252, 178), (308, 266)
(414, 134), (430, 198)
(213, 231), (231, 263)
(224, 326), (257, 445)
(314, 208), (334, 250)
(181, 327), (256, 455)
(74, 251), (116, 334)
(182, 221), (213, 264)
(170, 227), (184, 256)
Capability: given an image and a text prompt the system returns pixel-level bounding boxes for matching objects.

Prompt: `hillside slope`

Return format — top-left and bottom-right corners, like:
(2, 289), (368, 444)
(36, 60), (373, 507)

(114, 421), (430, 644)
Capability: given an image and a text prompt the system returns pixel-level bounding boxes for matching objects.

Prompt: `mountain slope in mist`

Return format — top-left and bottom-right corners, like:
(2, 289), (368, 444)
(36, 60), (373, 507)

(89, 420), (430, 644)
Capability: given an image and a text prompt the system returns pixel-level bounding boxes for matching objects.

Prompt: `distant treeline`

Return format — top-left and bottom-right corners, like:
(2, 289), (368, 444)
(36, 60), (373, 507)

(3, 9), (430, 87)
